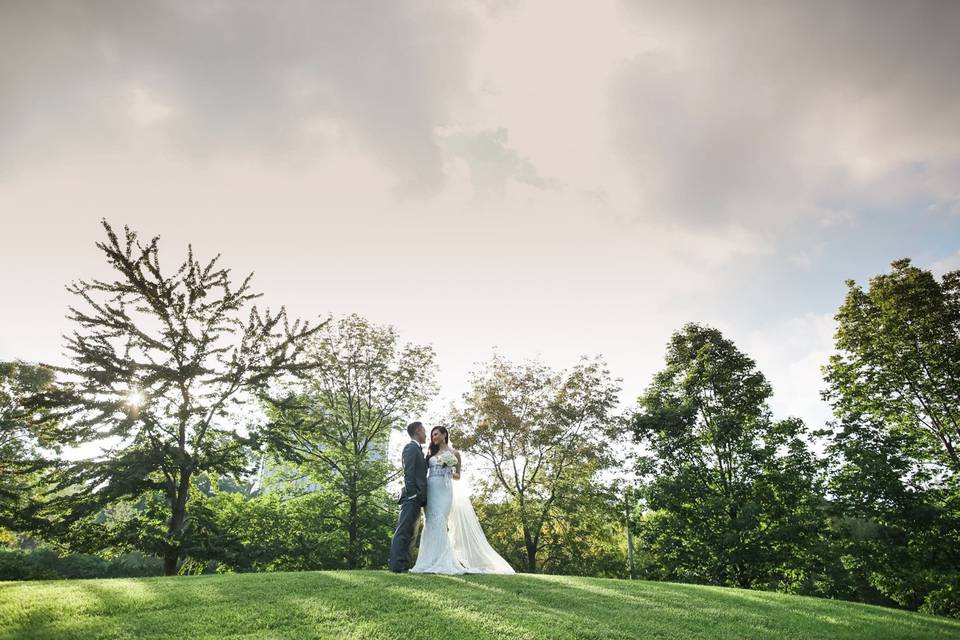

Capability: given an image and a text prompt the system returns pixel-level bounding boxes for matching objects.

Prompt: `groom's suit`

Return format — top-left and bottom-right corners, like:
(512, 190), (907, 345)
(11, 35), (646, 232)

(388, 440), (427, 572)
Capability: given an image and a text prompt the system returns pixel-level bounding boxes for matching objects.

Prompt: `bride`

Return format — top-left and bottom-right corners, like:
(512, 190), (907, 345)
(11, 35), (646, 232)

(410, 426), (514, 574)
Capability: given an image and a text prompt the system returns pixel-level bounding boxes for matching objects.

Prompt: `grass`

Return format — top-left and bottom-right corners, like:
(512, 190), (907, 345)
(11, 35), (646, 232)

(2, 571), (959, 640)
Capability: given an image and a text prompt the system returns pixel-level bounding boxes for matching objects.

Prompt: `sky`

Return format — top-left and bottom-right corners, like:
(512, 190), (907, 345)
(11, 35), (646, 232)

(2, 0), (959, 446)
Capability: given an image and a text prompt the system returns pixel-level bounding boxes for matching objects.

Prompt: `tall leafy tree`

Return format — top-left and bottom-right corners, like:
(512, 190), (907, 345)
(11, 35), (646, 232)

(822, 259), (960, 616)
(472, 478), (628, 577)
(824, 258), (960, 475)
(32, 220), (323, 575)
(451, 355), (620, 573)
(151, 476), (355, 575)
(0, 361), (57, 530)
(264, 314), (437, 569)
(632, 323), (824, 589)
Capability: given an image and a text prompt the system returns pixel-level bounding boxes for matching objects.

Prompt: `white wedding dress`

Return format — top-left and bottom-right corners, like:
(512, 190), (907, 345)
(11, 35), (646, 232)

(409, 454), (515, 575)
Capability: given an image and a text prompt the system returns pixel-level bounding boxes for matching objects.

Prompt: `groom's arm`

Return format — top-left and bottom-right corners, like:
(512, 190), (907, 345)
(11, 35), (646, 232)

(402, 443), (422, 500)
(415, 451), (427, 504)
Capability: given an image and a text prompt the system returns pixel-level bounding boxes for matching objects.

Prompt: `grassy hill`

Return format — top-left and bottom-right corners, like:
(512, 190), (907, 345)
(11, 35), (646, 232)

(2, 571), (958, 640)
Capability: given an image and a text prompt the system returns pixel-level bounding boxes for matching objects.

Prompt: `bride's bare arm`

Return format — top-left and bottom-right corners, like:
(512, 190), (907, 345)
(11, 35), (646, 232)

(453, 450), (462, 480)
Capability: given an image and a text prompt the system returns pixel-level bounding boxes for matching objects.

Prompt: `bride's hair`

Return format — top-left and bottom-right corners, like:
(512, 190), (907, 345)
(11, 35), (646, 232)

(425, 426), (450, 463)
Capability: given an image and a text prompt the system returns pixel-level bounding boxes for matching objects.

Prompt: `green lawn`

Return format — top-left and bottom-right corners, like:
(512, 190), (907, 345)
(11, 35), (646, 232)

(2, 571), (958, 640)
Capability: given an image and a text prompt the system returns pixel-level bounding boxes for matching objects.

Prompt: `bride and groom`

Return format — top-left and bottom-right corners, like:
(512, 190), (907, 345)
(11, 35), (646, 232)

(388, 421), (514, 574)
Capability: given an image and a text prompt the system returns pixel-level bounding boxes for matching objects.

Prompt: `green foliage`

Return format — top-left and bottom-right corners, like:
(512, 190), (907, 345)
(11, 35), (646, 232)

(922, 574), (960, 618)
(186, 482), (395, 573)
(817, 416), (958, 610)
(0, 547), (161, 581)
(0, 361), (58, 530)
(818, 417), (960, 611)
(825, 258), (960, 474)
(28, 220), (323, 575)
(452, 354), (621, 573)
(472, 480), (627, 578)
(821, 260), (960, 615)
(264, 314), (437, 568)
(632, 324), (826, 590)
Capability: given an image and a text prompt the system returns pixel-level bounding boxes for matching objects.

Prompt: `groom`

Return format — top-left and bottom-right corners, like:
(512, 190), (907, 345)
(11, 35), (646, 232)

(388, 421), (428, 573)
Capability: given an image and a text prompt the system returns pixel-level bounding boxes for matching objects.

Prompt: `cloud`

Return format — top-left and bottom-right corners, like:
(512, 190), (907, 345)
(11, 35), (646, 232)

(611, 0), (960, 230)
(128, 87), (175, 126)
(930, 250), (960, 277)
(439, 126), (560, 198)
(1, 0), (955, 439)
(0, 0), (478, 193)
(736, 312), (837, 429)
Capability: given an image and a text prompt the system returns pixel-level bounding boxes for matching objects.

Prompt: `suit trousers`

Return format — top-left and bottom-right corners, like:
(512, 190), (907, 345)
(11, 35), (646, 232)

(388, 496), (423, 572)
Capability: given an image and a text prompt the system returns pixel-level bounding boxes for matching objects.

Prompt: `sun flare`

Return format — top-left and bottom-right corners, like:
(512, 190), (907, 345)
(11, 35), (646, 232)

(126, 390), (146, 408)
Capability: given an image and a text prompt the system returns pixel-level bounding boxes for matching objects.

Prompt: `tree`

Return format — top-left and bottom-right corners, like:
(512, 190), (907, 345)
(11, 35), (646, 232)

(824, 258), (960, 475)
(0, 361), (57, 530)
(169, 477), (357, 574)
(821, 259), (960, 616)
(469, 479), (628, 578)
(632, 323), (824, 589)
(451, 354), (620, 573)
(816, 414), (957, 611)
(263, 314), (437, 569)
(31, 220), (323, 575)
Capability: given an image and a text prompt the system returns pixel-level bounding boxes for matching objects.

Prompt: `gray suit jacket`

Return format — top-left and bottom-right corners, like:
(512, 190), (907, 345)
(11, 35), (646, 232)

(399, 441), (427, 505)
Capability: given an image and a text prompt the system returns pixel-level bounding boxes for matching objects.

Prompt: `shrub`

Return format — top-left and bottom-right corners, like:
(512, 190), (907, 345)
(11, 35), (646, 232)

(0, 548), (162, 581)
(921, 575), (960, 619)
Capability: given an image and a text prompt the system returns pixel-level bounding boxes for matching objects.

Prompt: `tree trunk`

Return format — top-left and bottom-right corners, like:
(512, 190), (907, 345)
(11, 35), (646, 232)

(523, 527), (538, 573)
(163, 471), (192, 576)
(347, 493), (359, 569)
(162, 551), (179, 577)
(625, 488), (635, 579)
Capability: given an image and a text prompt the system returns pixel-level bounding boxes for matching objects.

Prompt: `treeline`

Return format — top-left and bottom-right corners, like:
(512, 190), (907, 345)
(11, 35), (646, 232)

(0, 222), (957, 619)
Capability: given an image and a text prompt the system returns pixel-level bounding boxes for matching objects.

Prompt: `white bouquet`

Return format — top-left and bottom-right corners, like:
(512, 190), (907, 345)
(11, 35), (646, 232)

(437, 450), (458, 468)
